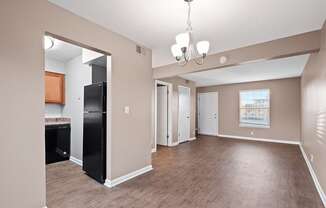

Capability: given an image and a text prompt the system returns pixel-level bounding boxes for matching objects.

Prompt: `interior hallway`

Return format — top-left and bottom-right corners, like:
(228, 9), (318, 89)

(46, 135), (323, 208)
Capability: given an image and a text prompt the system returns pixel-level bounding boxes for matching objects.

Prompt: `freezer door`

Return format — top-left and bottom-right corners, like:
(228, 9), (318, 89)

(84, 83), (106, 113)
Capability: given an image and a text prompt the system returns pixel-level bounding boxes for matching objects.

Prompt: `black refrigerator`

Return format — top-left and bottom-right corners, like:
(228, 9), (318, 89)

(83, 82), (107, 184)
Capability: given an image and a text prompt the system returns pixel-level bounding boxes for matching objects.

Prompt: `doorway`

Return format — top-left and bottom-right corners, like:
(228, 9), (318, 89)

(198, 92), (218, 136)
(154, 80), (173, 152)
(44, 32), (112, 206)
(157, 84), (168, 146)
(178, 86), (191, 143)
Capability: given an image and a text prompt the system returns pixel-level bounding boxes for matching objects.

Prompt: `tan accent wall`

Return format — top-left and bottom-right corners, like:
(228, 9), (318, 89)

(159, 77), (196, 144)
(0, 1), (152, 207)
(301, 21), (326, 197)
(197, 78), (301, 141)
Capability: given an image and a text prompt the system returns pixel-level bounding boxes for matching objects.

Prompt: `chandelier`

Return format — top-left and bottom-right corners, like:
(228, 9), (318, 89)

(171, 0), (210, 65)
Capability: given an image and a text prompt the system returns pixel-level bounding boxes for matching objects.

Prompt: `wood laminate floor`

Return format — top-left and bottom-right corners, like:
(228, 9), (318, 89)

(46, 135), (324, 208)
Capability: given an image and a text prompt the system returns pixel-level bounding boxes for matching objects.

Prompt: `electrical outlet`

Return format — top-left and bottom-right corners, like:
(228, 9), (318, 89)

(310, 154), (314, 163)
(250, 131), (254, 136)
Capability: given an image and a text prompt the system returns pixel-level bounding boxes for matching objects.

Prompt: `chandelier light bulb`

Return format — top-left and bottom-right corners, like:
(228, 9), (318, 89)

(171, 44), (183, 58)
(196, 41), (210, 55)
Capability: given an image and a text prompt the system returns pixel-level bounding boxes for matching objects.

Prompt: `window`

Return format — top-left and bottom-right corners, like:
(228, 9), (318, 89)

(239, 89), (270, 128)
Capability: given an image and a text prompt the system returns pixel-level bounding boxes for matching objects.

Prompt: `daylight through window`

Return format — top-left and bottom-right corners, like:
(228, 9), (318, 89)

(239, 89), (270, 128)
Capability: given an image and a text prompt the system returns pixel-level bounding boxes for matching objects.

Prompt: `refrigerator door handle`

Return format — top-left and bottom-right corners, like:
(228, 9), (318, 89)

(85, 111), (103, 113)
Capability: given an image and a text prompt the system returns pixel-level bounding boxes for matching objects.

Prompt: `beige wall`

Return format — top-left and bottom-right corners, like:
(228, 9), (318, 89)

(301, 21), (326, 198)
(0, 1), (152, 207)
(197, 78), (301, 141)
(159, 77), (196, 144)
(153, 31), (321, 79)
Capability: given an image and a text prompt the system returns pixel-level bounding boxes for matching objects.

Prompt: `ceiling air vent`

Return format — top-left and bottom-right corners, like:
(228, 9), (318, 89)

(136, 45), (146, 55)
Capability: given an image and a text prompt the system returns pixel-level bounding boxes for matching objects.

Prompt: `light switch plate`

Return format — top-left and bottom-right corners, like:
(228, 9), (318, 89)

(124, 106), (130, 114)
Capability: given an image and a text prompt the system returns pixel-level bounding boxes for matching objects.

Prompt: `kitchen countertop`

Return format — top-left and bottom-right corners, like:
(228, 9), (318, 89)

(45, 117), (71, 126)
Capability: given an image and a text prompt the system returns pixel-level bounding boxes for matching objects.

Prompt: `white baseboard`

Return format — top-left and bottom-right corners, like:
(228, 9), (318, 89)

(104, 165), (153, 188)
(151, 148), (156, 153)
(299, 145), (326, 207)
(188, 137), (197, 141)
(198, 133), (218, 137)
(217, 134), (300, 145)
(70, 156), (83, 166)
(169, 141), (179, 147)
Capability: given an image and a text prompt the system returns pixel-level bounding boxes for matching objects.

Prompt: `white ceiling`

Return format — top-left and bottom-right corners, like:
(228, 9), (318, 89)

(179, 54), (310, 87)
(45, 38), (82, 63)
(48, 0), (326, 67)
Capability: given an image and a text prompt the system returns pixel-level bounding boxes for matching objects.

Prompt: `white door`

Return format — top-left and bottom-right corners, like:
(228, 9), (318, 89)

(178, 86), (191, 143)
(198, 92), (218, 136)
(157, 85), (168, 146)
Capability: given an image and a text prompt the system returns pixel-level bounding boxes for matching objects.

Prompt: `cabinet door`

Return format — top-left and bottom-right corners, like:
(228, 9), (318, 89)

(45, 71), (65, 104)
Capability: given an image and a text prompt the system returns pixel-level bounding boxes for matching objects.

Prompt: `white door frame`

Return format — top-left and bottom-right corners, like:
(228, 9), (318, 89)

(178, 85), (191, 144)
(153, 80), (173, 153)
(197, 92), (219, 136)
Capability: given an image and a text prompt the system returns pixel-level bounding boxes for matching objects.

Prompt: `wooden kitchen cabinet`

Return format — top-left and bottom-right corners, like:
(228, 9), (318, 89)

(45, 71), (65, 104)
